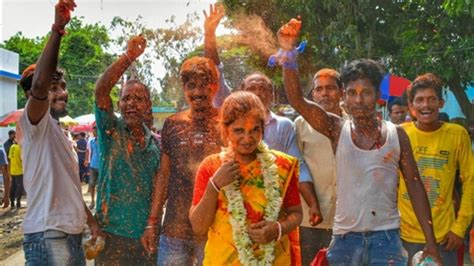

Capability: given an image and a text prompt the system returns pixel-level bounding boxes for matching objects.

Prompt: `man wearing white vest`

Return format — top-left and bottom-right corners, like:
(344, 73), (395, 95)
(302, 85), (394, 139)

(277, 18), (441, 264)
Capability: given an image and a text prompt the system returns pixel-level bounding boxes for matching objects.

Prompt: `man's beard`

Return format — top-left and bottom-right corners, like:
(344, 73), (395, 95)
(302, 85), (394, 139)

(50, 107), (68, 120)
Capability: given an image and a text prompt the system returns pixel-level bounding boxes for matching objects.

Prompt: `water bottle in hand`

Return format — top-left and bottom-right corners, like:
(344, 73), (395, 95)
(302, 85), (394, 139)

(412, 251), (438, 266)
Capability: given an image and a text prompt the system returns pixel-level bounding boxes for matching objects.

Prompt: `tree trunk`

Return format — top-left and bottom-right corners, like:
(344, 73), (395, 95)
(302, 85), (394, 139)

(448, 79), (473, 123)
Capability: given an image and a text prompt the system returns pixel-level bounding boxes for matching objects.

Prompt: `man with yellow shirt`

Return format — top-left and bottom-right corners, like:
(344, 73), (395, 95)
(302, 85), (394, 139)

(8, 141), (24, 210)
(399, 73), (473, 265)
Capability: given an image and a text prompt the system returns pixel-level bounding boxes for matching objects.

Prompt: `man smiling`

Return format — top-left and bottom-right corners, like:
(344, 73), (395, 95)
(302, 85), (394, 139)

(94, 35), (160, 265)
(18, 1), (101, 264)
(399, 73), (473, 265)
(142, 5), (225, 265)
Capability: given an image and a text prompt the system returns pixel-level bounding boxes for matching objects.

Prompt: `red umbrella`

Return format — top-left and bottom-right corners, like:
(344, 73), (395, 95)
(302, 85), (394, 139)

(70, 121), (96, 133)
(0, 109), (24, 127)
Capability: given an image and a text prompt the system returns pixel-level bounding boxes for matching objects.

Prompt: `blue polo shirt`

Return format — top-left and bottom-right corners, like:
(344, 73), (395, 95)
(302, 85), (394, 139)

(94, 104), (160, 239)
(88, 137), (100, 170)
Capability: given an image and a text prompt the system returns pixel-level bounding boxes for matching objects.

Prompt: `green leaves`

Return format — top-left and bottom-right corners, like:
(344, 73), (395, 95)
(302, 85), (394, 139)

(1, 17), (113, 116)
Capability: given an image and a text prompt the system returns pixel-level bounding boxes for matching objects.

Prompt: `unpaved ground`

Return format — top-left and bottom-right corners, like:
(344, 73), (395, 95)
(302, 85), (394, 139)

(0, 206), (26, 260)
(0, 184), (93, 261)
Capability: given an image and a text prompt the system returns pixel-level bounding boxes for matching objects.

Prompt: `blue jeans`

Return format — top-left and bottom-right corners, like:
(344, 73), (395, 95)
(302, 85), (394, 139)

(157, 235), (205, 266)
(327, 229), (408, 265)
(23, 230), (85, 266)
(402, 240), (457, 266)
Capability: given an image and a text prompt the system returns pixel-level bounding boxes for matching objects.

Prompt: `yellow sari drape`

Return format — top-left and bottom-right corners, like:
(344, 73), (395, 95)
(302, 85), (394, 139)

(202, 150), (300, 265)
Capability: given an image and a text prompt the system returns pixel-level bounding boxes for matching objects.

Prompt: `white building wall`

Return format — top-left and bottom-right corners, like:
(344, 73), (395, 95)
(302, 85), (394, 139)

(0, 48), (19, 144)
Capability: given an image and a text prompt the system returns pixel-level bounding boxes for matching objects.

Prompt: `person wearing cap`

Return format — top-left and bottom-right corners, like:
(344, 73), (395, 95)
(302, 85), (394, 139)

(17, 1), (101, 264)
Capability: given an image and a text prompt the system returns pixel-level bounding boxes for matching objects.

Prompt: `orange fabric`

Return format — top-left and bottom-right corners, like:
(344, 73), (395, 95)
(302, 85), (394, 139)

(192, 150), (301, 265)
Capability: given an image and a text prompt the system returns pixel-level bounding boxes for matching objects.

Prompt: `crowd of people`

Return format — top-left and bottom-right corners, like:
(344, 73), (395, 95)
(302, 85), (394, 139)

(0, 0), (473, 265)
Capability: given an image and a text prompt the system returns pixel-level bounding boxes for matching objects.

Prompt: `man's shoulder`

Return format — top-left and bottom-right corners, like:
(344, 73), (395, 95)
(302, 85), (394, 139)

(164, 110), (189, 124)
(294, 115), (304, 123)
(271, 113), (294, 127)
(443, 122), (468, 134)
(400, 121), (415, 131)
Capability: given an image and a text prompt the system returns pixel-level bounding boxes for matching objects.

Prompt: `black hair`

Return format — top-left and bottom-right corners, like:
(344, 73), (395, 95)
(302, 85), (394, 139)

(388, 97), (406, 113)
(8, 130), (15, 135)
(340, 59), (385, 93)
(408, 73), (443, 103)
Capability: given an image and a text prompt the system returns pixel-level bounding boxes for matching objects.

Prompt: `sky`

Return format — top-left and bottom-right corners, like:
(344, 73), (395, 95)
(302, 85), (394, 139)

(0, 0), (221, 89)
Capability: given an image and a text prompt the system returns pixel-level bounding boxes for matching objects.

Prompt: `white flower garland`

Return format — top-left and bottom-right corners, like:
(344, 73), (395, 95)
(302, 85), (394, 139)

(220, 142), (282, 266)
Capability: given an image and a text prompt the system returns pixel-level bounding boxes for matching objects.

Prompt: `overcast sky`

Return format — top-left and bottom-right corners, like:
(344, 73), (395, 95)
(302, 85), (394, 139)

(1, 0), (220, 89)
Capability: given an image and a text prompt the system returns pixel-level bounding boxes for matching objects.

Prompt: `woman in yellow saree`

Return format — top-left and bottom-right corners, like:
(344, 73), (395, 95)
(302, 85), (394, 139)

(189, 91), (302, 265)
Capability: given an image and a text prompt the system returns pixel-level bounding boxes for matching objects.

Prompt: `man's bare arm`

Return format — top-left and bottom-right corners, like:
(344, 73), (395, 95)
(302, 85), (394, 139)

(95, 36), (146, 110)
(397, 127), (441, 263)
(27, 0), (76, 124)
(203, 3), (224, 66)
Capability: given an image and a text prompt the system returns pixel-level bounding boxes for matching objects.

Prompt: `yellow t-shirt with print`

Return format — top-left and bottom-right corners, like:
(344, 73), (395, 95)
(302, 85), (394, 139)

(8, 144), (23, 176)
(399, 122), (473, 243)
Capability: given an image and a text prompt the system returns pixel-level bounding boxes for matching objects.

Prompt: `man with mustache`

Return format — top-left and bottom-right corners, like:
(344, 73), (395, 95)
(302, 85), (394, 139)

(388, 97), (408, 125)
(278, 19), (441, 264)
(399, 73), (473, 265)
(93, 35), (160, 265)
(17, 1), (101, 264)
(141, 4), (225, 265)
(294, 68), (346, 265)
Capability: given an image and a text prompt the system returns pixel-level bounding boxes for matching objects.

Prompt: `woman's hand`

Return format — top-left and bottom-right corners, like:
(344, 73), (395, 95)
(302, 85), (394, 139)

(212, 160), (240, 189)
(248, 221), (279, 244)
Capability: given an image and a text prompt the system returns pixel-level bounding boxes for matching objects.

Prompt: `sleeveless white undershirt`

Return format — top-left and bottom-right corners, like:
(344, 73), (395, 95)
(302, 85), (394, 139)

(333, 120), (401, 234)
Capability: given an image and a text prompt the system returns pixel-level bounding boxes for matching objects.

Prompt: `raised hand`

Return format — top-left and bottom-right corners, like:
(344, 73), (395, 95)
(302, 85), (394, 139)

(126, 35), (147, 61)
(55, 0), (76, 29)
(277, 18), (302, 50)
(204, 3), (225, 35)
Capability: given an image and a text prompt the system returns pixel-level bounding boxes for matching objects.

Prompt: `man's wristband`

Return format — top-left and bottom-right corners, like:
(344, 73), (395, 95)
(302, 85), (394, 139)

(52, 24), (66, 36)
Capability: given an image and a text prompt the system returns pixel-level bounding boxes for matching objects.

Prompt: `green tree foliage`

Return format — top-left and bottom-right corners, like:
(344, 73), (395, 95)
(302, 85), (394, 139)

(111, 14), (204, 108)
(1, 17), (116, 117)
(223, 0), (474, 120)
